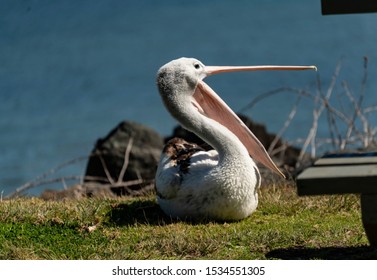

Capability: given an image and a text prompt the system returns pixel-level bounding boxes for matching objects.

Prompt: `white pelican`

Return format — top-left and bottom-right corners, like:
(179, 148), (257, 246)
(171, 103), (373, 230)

(155, 57), (316, 221)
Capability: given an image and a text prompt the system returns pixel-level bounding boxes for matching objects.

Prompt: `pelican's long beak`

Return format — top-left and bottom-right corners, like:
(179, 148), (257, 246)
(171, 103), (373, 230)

(192, 64), (316, 178)
(205, 65), (317, 75)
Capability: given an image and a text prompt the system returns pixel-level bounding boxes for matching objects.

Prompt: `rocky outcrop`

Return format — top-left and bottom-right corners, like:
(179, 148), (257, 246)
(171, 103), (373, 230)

(83, 121), (164, 196)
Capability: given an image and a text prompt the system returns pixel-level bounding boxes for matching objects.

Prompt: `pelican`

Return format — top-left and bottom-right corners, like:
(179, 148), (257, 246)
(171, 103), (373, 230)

(155, 57), (316, 221)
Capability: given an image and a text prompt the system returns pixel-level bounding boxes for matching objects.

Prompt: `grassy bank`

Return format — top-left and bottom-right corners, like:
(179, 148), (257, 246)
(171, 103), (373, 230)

(0, 181), (376, 260)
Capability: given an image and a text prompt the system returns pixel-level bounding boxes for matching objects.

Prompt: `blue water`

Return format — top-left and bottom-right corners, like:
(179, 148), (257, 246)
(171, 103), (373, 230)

(1, 0), (377, 196)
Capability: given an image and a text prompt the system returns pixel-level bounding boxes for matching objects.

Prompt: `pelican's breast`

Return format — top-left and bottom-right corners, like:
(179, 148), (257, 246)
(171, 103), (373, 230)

(155, 137), (261, 220)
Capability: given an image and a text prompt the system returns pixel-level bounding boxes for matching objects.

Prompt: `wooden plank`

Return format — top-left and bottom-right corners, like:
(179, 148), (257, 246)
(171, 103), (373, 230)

(321, 0), (377, 15)
(315, 156), (377, 166)
(299, 164), (377, 179)
(297, 152), (377, 196)
(297, 177), (376, 196)
(297, 164), (377, 196)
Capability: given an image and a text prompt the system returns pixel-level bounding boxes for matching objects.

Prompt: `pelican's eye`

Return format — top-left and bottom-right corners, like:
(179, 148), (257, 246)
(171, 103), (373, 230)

(194, 63), (201, 70)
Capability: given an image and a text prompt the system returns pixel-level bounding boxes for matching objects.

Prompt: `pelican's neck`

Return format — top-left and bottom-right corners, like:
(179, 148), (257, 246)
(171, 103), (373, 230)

(171, 97), (249, 162)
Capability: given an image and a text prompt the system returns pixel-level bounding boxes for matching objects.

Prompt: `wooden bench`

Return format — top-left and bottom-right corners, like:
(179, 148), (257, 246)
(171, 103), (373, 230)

(296, 152), (377, 246)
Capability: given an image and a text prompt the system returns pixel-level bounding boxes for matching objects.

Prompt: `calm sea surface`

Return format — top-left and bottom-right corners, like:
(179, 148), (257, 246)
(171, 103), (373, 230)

(1, 0), (377, 196)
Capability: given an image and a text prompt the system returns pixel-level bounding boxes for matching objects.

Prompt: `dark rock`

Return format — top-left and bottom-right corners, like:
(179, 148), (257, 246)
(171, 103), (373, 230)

(84, 121), (164, 195)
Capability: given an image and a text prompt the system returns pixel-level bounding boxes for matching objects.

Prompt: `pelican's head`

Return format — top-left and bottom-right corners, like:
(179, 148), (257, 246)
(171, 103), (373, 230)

(157, 57), (316, 99)
(156, 58), (207, 100)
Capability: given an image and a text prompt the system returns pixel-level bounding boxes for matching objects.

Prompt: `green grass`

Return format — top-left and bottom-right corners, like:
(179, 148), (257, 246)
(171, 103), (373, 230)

(0, 181), (376, 259)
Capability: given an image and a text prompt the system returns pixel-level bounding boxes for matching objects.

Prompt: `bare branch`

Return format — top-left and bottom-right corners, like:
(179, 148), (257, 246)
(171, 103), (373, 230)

(6, 176), (83, 198)
(268, 95), (301, 155)
(117, 137), (134, 184)
(239, 87), (313, 113)
(97, 152), (116, 185)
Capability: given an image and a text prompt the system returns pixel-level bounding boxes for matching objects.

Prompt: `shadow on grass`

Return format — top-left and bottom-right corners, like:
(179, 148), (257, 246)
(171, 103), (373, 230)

(266, 246), (377, 260)
(106, 199), (226, 226)
(106, 200), (172, 226)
